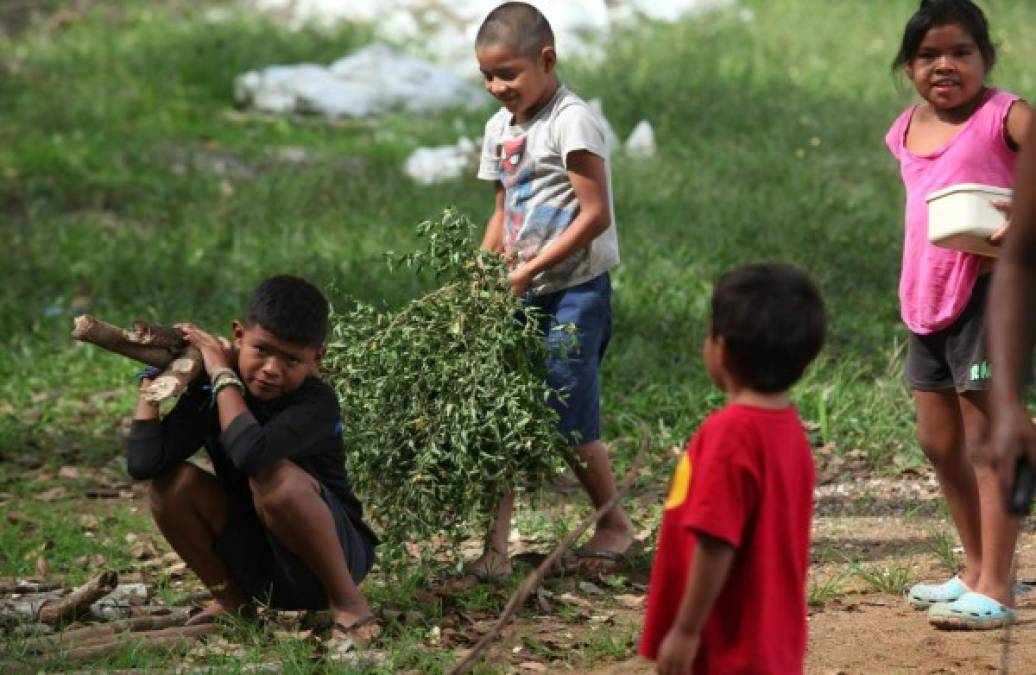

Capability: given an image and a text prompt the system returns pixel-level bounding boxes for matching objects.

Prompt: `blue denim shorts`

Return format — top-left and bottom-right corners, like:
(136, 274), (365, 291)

(528, 273), (612, 446)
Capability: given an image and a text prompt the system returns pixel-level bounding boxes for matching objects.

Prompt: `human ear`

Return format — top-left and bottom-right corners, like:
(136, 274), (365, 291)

(231, 320), (245, 345)
(540, 46), (557, 73)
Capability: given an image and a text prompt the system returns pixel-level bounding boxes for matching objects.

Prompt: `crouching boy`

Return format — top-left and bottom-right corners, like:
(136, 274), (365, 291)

(639, 264), (825, 674)
(127, 275), (380, 642)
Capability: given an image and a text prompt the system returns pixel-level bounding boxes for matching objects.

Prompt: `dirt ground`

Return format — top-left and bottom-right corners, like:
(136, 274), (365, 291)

(8, 469), (1036, 674)
(529, 474), (1036, 675)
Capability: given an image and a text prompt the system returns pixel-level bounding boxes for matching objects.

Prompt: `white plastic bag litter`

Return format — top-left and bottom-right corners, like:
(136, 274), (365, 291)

(403, 137), (478, 185)
(234, 43), (486, 118)
(329, 44), (485, 114)
(240, 0), (742, 75)
(624, 120), (656, 159)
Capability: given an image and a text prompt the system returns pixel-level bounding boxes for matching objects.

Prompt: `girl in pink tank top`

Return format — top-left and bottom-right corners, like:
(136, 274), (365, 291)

(886, 0), (1031, 631)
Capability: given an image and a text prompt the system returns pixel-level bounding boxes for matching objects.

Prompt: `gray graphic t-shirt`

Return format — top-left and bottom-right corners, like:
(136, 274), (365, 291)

(478, 86), (620, 296)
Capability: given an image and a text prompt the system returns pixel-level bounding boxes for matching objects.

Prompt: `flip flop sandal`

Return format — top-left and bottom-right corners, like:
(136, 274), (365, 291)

(906, 576), (969, 610)
(323, 613), (382, 654)
(928, 591), (1017, 630)
(572, 541), (642, 577)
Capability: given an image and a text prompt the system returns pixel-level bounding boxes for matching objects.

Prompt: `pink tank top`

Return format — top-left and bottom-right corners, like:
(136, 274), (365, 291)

(886, 88), (1020, 334)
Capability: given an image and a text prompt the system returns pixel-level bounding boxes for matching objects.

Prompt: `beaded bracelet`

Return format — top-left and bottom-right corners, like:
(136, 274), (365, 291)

(211, 376), (245, 399)
(209, 367), (237, 385)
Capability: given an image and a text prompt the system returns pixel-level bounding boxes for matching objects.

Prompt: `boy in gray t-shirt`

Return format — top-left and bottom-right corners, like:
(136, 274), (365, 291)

(457, 2), (633, 584)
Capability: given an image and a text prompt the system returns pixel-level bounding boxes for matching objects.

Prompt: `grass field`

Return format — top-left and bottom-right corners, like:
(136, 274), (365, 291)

(3, 0), (1036, 671)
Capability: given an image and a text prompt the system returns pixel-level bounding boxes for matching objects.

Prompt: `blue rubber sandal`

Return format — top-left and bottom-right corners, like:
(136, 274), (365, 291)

(907, 577), (968, 610)
(928, 591), (1017, 630)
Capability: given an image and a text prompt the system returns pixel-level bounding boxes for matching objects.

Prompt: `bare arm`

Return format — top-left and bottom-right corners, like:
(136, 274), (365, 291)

(481, 182), (506, 253)
(989, 103), (1032, 245)
(990, 114), (1036, 493)
(1006, 100), (1032, 150)
(509, 150), (610, 294)
(656, 534), (736, 675)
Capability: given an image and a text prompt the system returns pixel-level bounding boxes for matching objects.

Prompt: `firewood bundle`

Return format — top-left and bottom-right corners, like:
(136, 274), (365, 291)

(71, 316), (204, 402)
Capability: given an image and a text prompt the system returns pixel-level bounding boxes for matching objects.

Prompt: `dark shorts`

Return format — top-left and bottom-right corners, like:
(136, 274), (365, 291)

(906, 275), (991, 393)
(213, 484), (375, 610)
(528, 273), (612, 446)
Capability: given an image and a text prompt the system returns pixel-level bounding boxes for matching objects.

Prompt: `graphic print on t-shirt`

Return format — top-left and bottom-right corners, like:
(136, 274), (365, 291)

(498, 135), (577, 266)
(664, 453), (691, 510)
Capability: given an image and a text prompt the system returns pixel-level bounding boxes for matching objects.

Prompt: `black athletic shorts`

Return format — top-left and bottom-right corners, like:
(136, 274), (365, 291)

(213, 483), (375, 610)
(906, 275), (992, 393)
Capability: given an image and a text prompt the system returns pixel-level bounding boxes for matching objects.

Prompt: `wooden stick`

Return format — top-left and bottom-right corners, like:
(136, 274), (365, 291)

(72, 315), (205, 402)
(37, 571), (118, 625)
(71, 315), (177, 367)
(23, 611), (190, 653)
(139, 346), (204, 403)
(128, 322), (187, 350)
(59, 623), (216, 662)
(447, 437), (648, 675)
(0, 580), (61, 594)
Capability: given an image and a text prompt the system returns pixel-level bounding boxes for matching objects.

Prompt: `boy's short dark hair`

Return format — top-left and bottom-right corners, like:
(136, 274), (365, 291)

(476, 2), (555, 58)
(245, 275), (329, 347)
(892, 0), (996, 72)
(710, 264), (825, 393)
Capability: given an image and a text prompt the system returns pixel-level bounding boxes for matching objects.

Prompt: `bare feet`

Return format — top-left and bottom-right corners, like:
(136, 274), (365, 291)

(184, 599), (253, 626)
(446, 549), (512, 591)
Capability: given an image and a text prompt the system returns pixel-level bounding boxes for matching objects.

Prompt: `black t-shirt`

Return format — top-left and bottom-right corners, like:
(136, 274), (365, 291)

(127, 375), (376, 544)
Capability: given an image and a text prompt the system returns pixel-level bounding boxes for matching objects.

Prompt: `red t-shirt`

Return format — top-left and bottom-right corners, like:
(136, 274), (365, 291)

(638, 404), (815, 674)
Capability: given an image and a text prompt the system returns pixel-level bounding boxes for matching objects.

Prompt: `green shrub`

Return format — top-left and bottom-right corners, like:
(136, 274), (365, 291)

(325, 209), (574, 551)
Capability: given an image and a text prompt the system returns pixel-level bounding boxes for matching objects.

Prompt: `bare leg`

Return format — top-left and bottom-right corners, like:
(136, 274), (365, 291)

(915, 390), (981, 589)
(149, 463), (250, 620)
(451, 489), (515, 587)
(568, 439), (635, 574)
(961, 391), (1020, 605)
(249, 460), (377, 640)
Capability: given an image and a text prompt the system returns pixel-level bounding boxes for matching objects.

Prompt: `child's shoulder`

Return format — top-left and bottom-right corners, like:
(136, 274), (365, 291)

(699, 404), (802, 443)
(278, 376), (339, 413)
(482, 105), (512, 135)
(549, 87), (598, 124)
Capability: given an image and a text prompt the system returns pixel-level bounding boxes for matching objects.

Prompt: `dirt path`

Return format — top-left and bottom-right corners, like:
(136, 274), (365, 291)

(570, 474), (1036, 674)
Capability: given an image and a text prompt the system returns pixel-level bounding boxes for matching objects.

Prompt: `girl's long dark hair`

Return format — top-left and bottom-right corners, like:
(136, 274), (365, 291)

(891, 0), (996, 72)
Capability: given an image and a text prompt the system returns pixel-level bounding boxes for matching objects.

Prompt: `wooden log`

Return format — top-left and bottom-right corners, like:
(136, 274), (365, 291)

(71, 315), (206, 403)
(71, 315), (176, 367)
(37, 571), (118, 625)
(128, 322), (187, 350)
(23, 610), (191, 654)
(0, 589), (64, 626)
(447, 435), (649, 675)
(139, 347), (204, 403)
(0, 580), (61, 594)
(59, 623), (216, 662)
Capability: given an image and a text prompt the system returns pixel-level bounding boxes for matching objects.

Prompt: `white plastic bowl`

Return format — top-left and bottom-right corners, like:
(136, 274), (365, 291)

(925, 183), (1012, 257)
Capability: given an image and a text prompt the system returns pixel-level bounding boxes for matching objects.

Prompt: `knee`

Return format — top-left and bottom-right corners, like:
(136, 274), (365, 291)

(964, 435), (994, 469)
(249, 461), (313, 519)
(916, 428), (960, 469)
(149, 463), (205, 520)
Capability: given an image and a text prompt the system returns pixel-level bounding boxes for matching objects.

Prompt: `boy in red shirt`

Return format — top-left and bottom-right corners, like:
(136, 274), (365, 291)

(639, 264), (825, 674)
